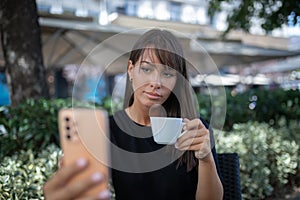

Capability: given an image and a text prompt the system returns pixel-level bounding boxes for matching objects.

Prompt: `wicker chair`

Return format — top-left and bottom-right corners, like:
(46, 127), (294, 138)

(217, 153), (242, 200)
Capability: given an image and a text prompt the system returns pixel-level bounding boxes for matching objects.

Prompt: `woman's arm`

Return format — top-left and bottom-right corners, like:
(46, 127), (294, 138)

(175, 118), (223, 200)
(195, 153), (223, 200)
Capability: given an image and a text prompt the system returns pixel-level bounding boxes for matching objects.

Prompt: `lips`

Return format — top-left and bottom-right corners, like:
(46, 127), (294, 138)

(144, 91), (162, 99)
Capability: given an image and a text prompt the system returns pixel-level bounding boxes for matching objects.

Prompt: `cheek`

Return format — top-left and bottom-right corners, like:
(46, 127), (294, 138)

(132, 80), (148, 93)
(162, 84), (176, 101)
(163, 79), (177, 91)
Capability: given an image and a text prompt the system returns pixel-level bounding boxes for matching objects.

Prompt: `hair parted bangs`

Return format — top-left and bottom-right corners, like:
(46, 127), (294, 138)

(130, 29), (185, 71)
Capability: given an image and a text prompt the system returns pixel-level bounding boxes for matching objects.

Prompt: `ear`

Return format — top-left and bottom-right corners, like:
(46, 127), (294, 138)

(127, 60), (134, 80)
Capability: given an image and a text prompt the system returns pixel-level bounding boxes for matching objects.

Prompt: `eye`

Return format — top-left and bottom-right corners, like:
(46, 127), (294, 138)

(140, 65), (154, 74)
(161, 69), (176, 78)
(162, 72), (174, 78)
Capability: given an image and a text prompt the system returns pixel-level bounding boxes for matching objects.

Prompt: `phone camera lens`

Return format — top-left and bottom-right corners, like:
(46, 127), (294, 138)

(65, 117), (70, 122)
(66, 126), (70, 130)
(66, 134), (71, 140)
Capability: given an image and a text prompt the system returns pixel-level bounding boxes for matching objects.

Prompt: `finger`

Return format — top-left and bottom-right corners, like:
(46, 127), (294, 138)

(184, 118), (207, 130)
(52, 172), (106, 200)
(177, 136), (203, 150)
(44, 158), (88, 192)
(177, 128), (208, 144)
(58, 155), (64, 169)
(176, 129), (210, 150)
(76, 189), (111, 200)
(178, 138), (212, 156)
(188, 135), (211, 151)
(96, 189), (112, 200)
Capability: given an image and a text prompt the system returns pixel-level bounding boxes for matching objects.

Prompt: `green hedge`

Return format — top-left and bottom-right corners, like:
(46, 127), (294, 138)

(197, 88), (300, 130)
(0, 98), (100, 159)
(0, 144), (61, 199)
(216, 121), (300, 199)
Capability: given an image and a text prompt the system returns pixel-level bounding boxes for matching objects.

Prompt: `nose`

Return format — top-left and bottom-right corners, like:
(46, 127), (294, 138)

(150, 72), (161, 89)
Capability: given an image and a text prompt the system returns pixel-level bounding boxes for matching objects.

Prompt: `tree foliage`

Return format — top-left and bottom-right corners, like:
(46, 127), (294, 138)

(208, 0), (300, 34)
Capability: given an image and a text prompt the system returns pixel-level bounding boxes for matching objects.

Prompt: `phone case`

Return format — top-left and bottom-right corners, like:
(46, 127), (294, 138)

(58, 108), (110, 197)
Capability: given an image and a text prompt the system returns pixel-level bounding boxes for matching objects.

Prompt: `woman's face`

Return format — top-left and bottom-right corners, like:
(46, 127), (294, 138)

(128, 49), (177, 109)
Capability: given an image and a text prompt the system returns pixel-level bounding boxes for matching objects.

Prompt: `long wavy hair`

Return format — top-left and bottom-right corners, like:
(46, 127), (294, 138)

(123, 29), (198, 171)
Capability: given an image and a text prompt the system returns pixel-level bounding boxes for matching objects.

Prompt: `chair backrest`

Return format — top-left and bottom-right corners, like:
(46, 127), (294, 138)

(217, 153), (242, 200)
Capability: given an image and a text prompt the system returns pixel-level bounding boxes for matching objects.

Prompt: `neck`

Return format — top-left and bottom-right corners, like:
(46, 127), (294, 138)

(126, 103), (150, 126)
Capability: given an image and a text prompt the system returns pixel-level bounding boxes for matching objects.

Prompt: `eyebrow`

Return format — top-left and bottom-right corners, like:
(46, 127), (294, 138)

(140, 60), (155, 66)
(140, 60), (172, 70)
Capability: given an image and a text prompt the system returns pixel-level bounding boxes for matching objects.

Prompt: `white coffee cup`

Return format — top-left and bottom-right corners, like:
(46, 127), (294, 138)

(150, 117), (187, 145)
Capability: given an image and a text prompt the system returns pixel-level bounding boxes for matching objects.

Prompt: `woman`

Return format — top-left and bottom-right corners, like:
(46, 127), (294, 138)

(44, 29), (223, 200)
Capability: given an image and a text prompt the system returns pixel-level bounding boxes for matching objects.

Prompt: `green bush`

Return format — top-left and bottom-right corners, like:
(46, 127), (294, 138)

(215, 122), (300, 199)
(0, 144), (61, 200)
(0, 99), (71, 158)
(197, 88), (300, 130)
(0, 98), (101, 159)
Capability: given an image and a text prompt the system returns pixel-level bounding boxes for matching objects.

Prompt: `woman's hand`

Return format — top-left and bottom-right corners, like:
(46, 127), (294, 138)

(43, 158), (111, 200)
(175, 118), (211, 160)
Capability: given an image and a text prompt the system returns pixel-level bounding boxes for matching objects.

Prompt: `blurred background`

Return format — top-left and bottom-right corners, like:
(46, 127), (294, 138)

(1, 0), (300, 104)
(0, 1), (300, 199)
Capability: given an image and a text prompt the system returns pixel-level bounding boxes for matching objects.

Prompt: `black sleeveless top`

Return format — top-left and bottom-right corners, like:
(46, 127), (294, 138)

(109, 110), (220, 200)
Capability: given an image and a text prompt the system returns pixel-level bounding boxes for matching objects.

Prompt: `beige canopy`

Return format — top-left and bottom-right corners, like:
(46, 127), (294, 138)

(1, 13), (299, 76)
(36, 14), (300, 76)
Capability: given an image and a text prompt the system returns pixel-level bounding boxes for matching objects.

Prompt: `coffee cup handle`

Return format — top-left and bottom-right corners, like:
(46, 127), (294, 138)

(177, 122), (187, 138)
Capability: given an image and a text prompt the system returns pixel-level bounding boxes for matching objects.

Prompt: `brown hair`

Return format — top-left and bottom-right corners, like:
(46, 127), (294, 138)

(123, 29), (198, 171)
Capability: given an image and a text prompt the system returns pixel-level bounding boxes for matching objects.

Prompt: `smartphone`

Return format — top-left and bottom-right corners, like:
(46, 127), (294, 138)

(58, 108), (110, 197)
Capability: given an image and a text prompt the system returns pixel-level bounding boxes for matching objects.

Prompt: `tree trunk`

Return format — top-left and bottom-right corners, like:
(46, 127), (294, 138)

(0, 0), (49, 107)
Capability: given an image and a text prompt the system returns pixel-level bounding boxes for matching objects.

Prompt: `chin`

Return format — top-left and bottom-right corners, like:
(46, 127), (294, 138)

(146, 100), (165, 107)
